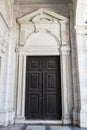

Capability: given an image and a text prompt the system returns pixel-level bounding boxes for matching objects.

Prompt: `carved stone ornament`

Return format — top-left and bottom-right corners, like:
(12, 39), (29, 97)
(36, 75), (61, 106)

(17, 8), (69, 24)
(61, 45), (71, 55)
(32, 14), (54, 24)
(15, 44), (20, 53)
(31, 14), (56, 32)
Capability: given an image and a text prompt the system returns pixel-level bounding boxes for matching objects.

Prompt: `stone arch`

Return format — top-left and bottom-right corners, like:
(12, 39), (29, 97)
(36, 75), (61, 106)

(24, 31), (60, 48)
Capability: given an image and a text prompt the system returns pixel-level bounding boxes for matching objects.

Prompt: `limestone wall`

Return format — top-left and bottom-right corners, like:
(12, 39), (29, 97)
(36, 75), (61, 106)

(0, 0), (16, 126)
(0, 0), (80, 127)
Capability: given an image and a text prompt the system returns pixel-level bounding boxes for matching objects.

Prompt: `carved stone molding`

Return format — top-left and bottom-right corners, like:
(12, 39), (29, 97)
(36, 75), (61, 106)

(75, 26), (87, 35)
(17, 8), (70, 47)
(0, 36), (9, 53)
(0, 29), (13, 50)
(0, 12), (9, 30)
(32, 14), (54, 24)
(17, 8), (69, 24)
(15, 44), (20, 53)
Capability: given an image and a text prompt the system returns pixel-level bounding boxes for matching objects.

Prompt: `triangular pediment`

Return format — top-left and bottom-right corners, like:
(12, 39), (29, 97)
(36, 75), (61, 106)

(17, 8), (69, 23)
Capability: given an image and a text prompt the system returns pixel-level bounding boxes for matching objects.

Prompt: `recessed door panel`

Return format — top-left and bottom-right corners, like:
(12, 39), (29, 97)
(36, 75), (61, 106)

(46, 72), (57, 89)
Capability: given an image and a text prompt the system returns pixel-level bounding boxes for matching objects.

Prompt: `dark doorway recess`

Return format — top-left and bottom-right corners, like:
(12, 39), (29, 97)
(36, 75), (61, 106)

(25, 56), (62, 120)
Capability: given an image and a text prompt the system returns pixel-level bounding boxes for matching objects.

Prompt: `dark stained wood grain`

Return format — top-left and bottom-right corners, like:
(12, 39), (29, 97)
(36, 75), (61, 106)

(25, 56), (62, 120)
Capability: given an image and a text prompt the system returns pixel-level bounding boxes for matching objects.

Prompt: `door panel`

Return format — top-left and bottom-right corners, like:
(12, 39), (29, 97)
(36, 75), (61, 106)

(25, 56), (62, 120)
(43, 57), (61, 119)
(27, 57), (42, 71)
(45, 72), (57, 89)
(46, 57), (57, 70)
(29, 94), (39, 113)
(29, 72), (42, 90)
(25, 57), (43, 119)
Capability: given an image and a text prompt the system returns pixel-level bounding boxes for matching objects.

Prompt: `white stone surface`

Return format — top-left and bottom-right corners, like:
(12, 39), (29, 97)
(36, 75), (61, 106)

(0, 0), (16, 126)
(15, 9), (73, 125)
(0, 0), (87, 128)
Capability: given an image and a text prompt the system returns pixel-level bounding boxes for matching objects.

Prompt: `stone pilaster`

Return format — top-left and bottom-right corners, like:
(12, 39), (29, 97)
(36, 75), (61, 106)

(75, 26), (87, 127)
(60, 45), (73, 124)
(60, 21), (70, 45)
(16, 54), (25, 121)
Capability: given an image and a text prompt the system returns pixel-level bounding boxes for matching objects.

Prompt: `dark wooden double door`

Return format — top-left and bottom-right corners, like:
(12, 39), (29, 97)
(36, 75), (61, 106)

(25, 56), (62, 120)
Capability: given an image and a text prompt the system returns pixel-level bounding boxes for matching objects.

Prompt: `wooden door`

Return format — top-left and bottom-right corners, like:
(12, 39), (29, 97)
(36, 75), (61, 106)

(25, 56), (62, 120)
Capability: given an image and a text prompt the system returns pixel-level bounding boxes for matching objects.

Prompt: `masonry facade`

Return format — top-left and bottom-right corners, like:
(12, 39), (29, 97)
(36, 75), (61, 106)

(0, 0), (87, 128)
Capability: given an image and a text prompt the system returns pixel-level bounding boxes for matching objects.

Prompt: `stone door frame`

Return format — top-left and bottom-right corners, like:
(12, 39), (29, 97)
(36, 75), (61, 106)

(15, 44), (72, 125)
(15, 9), (73, 125)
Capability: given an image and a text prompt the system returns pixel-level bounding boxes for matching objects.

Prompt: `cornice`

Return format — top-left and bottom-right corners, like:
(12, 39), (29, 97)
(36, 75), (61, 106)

(17, 8), (69, 24)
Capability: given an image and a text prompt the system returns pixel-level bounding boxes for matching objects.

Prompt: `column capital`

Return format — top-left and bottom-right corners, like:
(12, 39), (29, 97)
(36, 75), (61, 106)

(59, 20), (69, 24)
(60, 45), (71, 55)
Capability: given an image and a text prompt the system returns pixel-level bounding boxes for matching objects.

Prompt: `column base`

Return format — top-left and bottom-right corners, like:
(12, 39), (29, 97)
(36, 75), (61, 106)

(73, 109), (79, 126)
(62, 116), (72, 124)
(78, 111), (87, 128)
(15, 116), (25, 123)
(0, 109), (15, 126)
